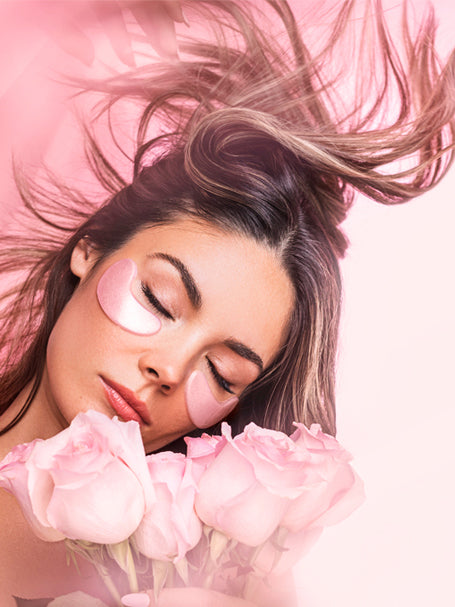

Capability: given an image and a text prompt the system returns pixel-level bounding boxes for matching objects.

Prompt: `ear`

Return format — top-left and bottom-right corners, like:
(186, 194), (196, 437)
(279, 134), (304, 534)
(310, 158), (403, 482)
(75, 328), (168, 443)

(70, 238), (98, 280)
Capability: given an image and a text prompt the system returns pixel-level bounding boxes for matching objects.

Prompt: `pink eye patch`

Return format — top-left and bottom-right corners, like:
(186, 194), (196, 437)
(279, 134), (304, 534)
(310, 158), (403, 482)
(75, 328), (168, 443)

(185, 370), (238, 429)
(96, 258), (161, 335)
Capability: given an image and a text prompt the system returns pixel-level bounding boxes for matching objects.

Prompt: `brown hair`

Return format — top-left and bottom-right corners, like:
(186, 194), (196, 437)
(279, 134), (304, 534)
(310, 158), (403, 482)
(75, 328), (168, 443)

(0, 0), (454, 442)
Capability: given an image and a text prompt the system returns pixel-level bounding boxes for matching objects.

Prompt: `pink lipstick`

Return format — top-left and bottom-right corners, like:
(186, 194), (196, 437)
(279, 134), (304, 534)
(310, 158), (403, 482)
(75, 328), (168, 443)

(100, 377), (152, 425)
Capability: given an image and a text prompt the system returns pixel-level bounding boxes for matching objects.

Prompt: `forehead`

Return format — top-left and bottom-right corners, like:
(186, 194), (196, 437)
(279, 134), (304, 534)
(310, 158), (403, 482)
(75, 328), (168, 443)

(106, 219), (295, 365)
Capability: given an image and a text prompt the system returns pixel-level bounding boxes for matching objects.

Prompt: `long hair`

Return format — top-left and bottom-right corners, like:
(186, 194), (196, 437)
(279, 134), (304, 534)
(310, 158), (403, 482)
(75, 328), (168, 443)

(0, 0), (454, 441)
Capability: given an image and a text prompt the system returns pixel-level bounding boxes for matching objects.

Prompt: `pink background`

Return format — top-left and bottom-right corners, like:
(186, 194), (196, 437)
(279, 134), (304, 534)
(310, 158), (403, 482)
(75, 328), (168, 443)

(294, 158), (455, 607)
(294, 2), (455, 605)
(0, 1), (453, 605)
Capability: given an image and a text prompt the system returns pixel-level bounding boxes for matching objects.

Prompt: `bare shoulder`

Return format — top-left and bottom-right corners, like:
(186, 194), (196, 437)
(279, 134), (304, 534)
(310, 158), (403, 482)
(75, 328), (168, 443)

(0, 502), (18, 607)
(0, 489), (107, 603)
(0, 489), (33, 603)
(244, 571), (298, 607)
(0, 489), (60, 599)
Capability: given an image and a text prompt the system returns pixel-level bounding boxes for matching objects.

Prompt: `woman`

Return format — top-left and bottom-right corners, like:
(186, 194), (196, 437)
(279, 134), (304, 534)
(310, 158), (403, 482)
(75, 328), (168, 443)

(0, 1), (454, 605)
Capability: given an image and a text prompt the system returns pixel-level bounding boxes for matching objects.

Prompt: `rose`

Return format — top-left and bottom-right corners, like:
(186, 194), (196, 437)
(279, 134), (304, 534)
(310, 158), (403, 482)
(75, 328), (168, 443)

(133, 451), (202, 562)
(30, 410), (155, 543)
(194, 422), (313, 547)
(184, 432), (227, 482)
(0, 440), (64, 541)
(0, 410), (154, 543)
(281, 423), (365, 532)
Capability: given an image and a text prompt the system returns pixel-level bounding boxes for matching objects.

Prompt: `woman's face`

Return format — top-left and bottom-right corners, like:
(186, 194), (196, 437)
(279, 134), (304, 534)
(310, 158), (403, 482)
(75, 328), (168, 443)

(41, 219), (294, 452)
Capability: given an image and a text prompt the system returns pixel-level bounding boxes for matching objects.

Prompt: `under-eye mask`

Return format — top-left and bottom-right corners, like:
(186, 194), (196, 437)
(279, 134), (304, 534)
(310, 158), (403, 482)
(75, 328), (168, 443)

(185, 370), (238, 429)
(96, 258), (161, 335)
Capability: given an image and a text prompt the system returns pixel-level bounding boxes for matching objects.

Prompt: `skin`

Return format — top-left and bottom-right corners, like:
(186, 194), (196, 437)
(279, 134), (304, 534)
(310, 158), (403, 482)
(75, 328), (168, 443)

(0, 218), (295, 603)
(125, 579), (299, 607)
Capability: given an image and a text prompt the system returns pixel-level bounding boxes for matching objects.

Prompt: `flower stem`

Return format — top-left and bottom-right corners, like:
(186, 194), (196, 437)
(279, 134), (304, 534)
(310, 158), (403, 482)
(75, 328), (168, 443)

(93, 561), (123, 607)
(126, 542), (139, 593)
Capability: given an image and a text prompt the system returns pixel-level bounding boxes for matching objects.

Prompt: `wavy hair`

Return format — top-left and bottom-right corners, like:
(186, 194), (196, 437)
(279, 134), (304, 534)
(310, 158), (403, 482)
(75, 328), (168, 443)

(0, 0), (454, 443)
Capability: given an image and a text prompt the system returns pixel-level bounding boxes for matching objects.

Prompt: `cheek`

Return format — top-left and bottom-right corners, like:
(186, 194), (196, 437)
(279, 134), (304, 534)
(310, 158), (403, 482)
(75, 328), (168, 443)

(185, 370), (238, 429)
(45, 304), (103, 418)
(96, 258), (161, 335)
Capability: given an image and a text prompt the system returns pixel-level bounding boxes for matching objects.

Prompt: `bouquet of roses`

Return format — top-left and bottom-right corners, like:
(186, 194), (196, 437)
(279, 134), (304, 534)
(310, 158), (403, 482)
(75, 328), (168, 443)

(0, 411), (364, 606)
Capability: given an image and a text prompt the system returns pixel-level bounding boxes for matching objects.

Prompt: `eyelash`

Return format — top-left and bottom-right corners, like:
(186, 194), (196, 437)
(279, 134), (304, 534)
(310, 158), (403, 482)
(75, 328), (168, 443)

(141, 282), (233, 395)
(141, 282), (174, 320)
(206, 357), (234, 394)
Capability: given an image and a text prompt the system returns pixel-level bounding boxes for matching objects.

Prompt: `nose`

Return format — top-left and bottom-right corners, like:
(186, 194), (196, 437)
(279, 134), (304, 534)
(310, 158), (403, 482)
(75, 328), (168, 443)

(137, 335), (197, 395)
(141, 366), (172, 393)
(138, 360), (184, 394)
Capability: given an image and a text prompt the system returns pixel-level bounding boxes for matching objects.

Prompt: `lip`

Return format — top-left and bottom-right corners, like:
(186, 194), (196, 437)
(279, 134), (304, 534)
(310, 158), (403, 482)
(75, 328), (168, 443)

(99, 376), (152, 425)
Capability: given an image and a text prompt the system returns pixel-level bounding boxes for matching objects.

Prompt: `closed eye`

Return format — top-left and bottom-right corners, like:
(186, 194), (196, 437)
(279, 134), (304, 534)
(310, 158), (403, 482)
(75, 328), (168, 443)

(141, 282), (174, 321)
(206, 357), (234, 395)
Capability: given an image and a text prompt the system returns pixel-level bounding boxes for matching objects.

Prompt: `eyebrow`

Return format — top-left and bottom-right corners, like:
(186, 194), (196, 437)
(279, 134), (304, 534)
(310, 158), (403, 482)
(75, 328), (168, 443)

(149, 252), (202, 309)
(224, 338), (264, 372)
(148, 252), (264, 372)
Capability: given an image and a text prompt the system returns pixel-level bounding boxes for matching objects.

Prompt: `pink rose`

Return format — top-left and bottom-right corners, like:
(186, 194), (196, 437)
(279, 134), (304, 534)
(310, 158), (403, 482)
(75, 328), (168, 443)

(185, 433), (227, 482)
(133, 452), (202, 562)
(281, 423), (365, 532)
(194, 423), (312, 546)
(0, 410), (154, 543)
(0, 440), (63, 541)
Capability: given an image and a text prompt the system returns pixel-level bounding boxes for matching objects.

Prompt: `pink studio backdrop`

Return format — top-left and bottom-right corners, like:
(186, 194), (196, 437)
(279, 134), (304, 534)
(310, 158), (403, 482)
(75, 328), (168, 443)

(0, 1), (453, 606)
(294, 157), (455, 607)
(293, 1), (455, 605)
